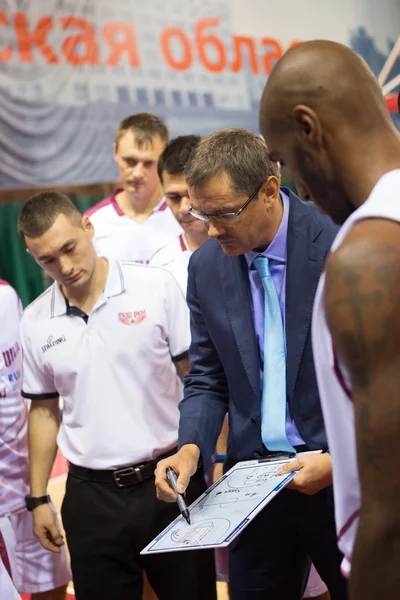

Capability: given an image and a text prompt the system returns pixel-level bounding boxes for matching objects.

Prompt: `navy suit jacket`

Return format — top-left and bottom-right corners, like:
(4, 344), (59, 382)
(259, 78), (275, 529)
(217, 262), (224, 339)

(179, 189), (340, 471)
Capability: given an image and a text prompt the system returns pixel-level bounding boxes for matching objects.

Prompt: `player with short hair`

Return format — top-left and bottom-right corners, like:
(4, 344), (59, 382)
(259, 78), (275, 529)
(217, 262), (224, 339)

(86, 113), (182, 263)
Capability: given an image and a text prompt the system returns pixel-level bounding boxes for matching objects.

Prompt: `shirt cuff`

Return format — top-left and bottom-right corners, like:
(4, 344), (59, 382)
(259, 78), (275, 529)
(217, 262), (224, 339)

(21, 390), (59, 400)
(171, 350), (189, 363)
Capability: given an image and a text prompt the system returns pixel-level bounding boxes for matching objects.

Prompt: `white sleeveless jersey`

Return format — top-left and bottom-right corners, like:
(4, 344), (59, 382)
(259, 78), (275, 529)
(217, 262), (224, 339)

(312, 169), (400, 577)
(0, 281), (29, 515)
(149, 233), (192, 295)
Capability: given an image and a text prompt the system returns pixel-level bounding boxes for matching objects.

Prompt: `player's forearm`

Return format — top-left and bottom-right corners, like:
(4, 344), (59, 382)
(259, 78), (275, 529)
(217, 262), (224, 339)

(351, 511), (400, 599)
(28, 400), (61, 496)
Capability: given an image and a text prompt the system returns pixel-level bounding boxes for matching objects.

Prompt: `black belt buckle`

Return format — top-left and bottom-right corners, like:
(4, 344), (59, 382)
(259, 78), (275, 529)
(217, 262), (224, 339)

(113, 465), (144, 488)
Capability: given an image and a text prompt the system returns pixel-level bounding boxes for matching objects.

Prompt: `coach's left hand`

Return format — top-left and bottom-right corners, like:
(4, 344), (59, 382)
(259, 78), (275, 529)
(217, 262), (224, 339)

(278, 453), (333, 495)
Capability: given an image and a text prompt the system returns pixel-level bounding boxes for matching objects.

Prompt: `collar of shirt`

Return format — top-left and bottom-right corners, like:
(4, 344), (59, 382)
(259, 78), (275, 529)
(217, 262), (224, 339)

(49, 259), (126, 318)
(111, 188), (167, 217)
(244, 190), (289, 268)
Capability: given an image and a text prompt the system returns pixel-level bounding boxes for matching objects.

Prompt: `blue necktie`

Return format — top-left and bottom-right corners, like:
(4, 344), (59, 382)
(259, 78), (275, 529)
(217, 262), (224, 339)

(253, 255), (295, 453)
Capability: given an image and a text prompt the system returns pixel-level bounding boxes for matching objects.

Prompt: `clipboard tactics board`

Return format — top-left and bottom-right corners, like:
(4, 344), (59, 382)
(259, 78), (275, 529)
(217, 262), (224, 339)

(141, 458), (297, 554)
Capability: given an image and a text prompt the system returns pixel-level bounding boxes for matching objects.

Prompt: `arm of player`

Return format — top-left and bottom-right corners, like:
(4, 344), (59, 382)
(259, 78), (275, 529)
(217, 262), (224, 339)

(175, 355), (190, 381)
(29, 397), (61, 496)
(324, 219), (400, 600)
(29, 397), (64, 553)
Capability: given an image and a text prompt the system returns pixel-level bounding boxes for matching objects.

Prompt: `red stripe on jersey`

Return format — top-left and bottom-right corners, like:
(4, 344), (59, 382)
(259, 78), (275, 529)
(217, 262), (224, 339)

(179, 234), (189, 252)
(337, 509), (360, 542)
(85, 189), (124, 217)
(332, 342), (352, 400)
(156, 199), (168, 212)
(0, 531), (13, 580)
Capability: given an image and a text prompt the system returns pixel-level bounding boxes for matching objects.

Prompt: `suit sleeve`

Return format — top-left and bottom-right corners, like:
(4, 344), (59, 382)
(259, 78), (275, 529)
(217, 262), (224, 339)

(178, 258), (229, 470)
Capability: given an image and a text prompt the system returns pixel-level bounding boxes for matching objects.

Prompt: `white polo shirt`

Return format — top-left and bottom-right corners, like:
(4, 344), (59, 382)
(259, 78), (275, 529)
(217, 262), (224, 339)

(0, 281), (29, 515)
(20, 260), (190, 470)
(149, 234), (192, 295)
(85, 191), (183, 263)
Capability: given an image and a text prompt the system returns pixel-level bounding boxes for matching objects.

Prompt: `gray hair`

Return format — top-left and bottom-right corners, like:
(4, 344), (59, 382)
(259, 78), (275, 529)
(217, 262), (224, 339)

(184, 128), (280, 196)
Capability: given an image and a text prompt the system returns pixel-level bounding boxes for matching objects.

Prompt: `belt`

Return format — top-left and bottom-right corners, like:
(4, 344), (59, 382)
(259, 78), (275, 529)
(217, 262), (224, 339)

(69, 447), (177, 488)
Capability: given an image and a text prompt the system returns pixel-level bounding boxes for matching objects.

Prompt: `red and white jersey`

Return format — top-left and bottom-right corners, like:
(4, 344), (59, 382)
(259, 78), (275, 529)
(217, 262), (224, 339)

(85, 190), (182, 263)
(0, 557), (20, 600)
(0, 281), (29, 515)
(312, 169), (400, 577)
(149, 233), (192, 295)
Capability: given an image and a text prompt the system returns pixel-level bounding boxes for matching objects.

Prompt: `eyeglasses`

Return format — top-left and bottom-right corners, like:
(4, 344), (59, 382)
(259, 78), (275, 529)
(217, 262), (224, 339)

(188, 184), (262, 223)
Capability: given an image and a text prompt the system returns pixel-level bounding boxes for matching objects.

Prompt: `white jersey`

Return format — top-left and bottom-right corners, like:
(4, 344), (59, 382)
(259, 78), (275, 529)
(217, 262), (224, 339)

(0, 280), (29, 516)
(312, 169), (400, 576)
(86, 190), (183, 263)
(0, 281), (29, 515)
(149, 233), (192, 295)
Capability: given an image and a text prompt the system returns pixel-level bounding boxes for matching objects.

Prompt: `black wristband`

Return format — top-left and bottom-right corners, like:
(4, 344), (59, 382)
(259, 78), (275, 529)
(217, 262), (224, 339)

(25, 494), (51, 512)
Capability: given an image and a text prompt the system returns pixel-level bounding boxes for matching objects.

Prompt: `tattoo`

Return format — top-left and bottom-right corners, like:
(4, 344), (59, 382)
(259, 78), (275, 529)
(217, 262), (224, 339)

(325, 234), (400, 478)
(325, 245), (397, 389)
(325, 224), (400, 599)
(357, 401), (381, 472)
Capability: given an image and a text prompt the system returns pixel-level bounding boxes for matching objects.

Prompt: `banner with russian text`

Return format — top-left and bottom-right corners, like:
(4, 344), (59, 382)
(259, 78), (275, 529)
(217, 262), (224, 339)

(0, 0), (399, 189)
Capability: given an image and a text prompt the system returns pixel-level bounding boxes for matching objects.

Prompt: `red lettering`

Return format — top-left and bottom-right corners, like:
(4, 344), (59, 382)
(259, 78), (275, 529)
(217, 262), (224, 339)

(60, 17), (99, 66)
(231, 36), (259, 74)
(160, 27), (192, 71)
(2, 350), (10, 368)
(0, 12), (12, 62)
(261, 38), (282, 75)
(102, 22), (139, 67)
(195, 19), (227, 73)
(14, 12), (58, 64)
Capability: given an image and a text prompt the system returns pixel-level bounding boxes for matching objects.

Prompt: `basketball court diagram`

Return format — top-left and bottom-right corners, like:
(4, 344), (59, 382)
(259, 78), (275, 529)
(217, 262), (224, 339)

(141, 461), (297, 554)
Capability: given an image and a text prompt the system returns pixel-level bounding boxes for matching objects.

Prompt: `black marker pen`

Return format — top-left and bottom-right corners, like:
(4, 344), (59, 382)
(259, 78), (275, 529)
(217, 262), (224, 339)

(166, 467), (191, 525)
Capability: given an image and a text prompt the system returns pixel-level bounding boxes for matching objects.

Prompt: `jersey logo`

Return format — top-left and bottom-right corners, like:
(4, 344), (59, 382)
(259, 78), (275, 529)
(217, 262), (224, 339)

(41, 335), (67, 353)
(118, 310), (147, 325)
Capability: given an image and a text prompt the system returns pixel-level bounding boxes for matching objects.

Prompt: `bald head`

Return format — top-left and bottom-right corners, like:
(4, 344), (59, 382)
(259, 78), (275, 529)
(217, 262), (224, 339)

(259, 40), (400, 225)
(260, 40), (391, 140)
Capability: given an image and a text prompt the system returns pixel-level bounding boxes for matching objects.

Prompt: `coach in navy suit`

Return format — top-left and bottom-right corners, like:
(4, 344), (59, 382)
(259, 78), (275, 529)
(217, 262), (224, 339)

(155, 129), (347, 600)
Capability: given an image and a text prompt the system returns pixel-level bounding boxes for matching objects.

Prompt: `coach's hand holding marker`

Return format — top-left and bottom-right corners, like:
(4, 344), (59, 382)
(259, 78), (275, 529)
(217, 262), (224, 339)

(166, 467), (191, 525)
(155, 444), (200, 519)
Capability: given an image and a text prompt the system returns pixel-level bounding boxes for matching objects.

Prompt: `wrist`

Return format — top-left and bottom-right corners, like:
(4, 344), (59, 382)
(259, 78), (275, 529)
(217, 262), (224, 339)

(30, 487), (48, 498)
(214, 454), (226, 463)
(25, 494), (51, 512)
(180, 443), (201, 462)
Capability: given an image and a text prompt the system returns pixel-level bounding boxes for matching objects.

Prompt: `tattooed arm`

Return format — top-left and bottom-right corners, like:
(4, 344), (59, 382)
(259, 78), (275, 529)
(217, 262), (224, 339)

(324, 218), (400, 600)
